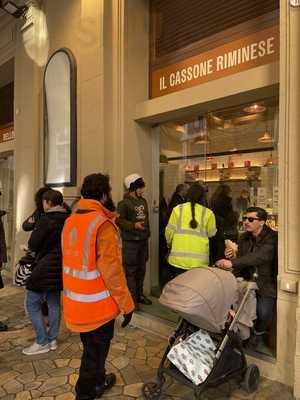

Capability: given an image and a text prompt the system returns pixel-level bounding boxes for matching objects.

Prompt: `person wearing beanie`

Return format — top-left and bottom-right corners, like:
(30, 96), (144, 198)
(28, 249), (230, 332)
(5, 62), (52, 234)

(116, 173), (152, 309)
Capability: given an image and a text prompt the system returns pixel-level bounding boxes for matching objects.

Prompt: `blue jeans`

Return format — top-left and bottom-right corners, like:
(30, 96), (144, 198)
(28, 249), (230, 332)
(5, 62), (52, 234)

(255, 296), (276, 334)
(26, 290), (61, 345)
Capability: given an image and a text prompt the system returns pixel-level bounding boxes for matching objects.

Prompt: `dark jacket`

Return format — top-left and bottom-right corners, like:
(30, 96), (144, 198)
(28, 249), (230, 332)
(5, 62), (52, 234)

(22, 209), (44, 232)
(168, 193), (185, 216)
(0, 210), (7, 263)
(232, 225), (278, 298)
(26, 206), (69, 292)
(116, 194), (150, 241)
(209, 214), (226, 264)
(210, 194), (238, 241)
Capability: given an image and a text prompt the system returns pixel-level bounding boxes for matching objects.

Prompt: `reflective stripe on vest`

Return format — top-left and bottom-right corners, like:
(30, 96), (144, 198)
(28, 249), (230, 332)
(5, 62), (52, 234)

(166, 223), (176, 232)
(63, 213), (105, 280)
(83, 214), (104, 268)
(175, 204), (208, 237)
(169, 251), (209, 260)
(64, 288), (111, 303)
(63, 213), (112, 298)
(208, 227), (217, 237)
(63, 266), (101, 280)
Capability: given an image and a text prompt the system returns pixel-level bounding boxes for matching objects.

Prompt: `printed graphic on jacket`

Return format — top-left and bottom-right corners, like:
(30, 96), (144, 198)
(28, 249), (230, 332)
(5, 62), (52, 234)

(135, 205), (146, 221)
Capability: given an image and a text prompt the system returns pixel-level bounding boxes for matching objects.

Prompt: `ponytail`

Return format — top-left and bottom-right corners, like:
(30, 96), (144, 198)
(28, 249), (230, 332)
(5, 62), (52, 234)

(190, 201), (198, 229)
(186, 183), (205, 229)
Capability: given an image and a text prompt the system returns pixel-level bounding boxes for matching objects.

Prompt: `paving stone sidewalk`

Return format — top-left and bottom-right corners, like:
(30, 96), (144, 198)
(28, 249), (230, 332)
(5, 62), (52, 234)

(0, 281), (294, 400)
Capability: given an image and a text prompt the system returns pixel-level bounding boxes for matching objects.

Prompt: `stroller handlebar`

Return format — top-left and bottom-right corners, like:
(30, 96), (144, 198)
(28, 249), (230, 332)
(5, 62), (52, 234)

(212, 264), (259, 282)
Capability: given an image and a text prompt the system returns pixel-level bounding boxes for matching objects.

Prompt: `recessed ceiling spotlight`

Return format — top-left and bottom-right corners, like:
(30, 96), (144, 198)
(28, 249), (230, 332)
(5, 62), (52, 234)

(243, 103), (266, 114)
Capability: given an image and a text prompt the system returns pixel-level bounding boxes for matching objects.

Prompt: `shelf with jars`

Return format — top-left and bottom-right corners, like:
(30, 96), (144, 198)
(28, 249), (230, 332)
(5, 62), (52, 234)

(184, 165), (262, 183)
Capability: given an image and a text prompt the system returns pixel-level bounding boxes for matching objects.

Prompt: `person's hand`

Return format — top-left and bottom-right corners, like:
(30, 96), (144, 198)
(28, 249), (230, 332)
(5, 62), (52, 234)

(215, 259), (233, 270)
(135, 222), (145, 230)
(121, 312), (133, 328)
(28, 217), (35, 224)
(225, 248), (234, 259)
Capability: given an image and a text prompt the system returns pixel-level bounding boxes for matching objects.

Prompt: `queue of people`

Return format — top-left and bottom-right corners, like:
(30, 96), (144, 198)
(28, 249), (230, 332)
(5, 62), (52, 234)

(163, 182), (277, 353)
(8, 172), (147, 400)
(0, 173), (278, 399)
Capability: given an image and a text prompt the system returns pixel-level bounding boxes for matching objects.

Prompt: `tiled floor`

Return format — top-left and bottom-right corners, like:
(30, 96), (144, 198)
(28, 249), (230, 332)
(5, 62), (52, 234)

(0, 281), (294, 399)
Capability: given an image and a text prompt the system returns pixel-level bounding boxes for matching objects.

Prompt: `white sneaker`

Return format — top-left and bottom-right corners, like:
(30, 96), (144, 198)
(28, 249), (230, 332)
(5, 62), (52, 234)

(49, 340), (57, 351)
(22, 342), (50, 355)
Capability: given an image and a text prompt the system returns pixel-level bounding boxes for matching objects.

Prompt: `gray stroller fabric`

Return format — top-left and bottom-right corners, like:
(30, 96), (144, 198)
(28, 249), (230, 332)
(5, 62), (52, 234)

(159, 267), (237, 333)
(234, 279), (258, 340)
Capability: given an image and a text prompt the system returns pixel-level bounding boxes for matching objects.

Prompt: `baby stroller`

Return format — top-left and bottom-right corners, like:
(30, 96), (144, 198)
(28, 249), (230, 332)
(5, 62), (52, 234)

(142, 267), (259, 400)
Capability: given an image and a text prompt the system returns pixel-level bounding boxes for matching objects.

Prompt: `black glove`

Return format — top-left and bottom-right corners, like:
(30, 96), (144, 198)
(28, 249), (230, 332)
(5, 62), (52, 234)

(121, 312), (133, 328)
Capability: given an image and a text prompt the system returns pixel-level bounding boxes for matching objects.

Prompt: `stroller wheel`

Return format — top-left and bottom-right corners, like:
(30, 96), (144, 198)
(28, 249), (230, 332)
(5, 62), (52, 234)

(242, 364), (260, 393)
(142, 382), (163, 400)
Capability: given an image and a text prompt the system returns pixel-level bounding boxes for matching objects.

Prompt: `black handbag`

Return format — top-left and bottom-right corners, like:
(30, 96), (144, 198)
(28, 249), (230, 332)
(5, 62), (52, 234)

(0, 272), (3, 289)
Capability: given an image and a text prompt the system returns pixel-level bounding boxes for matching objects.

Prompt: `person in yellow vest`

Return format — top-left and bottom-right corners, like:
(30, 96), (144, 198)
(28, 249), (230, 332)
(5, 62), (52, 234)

(165, 183), (217, 275)
(62, 173), (135, 400)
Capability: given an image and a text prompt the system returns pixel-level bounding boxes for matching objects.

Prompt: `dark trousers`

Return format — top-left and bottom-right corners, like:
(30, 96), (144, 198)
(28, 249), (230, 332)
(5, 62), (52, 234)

(75, 319), (115, 400)
(123, 240), (148, 305)
(255, 296), (276, 334)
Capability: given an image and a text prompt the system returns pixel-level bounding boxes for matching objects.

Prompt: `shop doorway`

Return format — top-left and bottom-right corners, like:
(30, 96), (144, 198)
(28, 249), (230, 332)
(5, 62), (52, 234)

(0, 152), (14, 270)
(146, 97), (278, 358)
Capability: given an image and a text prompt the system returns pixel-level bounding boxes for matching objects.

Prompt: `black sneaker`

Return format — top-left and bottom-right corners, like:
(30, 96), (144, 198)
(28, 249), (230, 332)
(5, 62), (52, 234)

(95, 373), (116, 398)
(138, 295), (152, 305)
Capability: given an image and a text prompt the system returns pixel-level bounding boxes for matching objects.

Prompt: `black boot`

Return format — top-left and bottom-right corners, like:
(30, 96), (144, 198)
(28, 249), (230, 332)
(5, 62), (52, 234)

(138, 294), (152, 305)
(95, 373), (116, 398)
(0, 321), (8, 331)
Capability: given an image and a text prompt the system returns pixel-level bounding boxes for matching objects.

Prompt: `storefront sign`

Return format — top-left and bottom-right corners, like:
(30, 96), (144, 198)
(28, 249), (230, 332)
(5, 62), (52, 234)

(0, 127), (15, 144)
(151, 26), (279, 98)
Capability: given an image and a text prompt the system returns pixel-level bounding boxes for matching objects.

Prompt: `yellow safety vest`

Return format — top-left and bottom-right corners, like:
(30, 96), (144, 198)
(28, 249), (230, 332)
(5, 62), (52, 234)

(165, 202), (216, 270)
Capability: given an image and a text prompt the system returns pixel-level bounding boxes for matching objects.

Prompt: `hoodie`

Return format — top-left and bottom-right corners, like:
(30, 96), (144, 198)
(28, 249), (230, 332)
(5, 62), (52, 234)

(116, 194), (150, 241)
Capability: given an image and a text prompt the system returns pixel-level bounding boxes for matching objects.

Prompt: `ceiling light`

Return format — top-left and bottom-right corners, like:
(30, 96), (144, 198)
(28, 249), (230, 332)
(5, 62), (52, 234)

(243, 103), (266, 113)
(223, 119), (234, 129)
(1, 1), (28, 18)
(265, 153), (274, 166)
(258, 131), (273, 143)
(175, 125), (186, 134)
(234, 114), (263, 124)
(194, 132), (210, 144)
(194, 116), (210, 144)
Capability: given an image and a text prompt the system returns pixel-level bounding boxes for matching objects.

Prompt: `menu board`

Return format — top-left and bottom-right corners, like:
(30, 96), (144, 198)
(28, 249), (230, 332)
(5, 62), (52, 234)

(257, 187), (267, 208)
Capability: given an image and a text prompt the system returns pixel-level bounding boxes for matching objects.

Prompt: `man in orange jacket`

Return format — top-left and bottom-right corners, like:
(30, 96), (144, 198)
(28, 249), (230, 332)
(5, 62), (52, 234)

(62, 173), (135, 400)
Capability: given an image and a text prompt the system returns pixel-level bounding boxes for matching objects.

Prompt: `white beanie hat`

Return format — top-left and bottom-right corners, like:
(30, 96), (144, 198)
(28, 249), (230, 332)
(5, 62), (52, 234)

(124, 173), (143, 190)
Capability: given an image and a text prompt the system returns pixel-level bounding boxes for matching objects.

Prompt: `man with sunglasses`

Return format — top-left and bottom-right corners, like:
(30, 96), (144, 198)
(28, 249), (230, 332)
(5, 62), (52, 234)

(216, 207), (278, 350)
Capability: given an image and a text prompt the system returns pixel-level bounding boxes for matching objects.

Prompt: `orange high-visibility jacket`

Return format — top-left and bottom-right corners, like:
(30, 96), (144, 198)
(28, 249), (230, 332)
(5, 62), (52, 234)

(62, 200), (133, 329)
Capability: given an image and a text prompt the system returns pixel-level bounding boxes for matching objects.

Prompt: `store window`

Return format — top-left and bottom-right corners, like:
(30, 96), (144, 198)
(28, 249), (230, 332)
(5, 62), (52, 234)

(0, 153), (14, 270)
(147, 97), (278, 358)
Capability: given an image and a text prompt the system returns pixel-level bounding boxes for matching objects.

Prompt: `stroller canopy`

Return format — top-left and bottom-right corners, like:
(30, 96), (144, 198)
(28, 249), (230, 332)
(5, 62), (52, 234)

(159, 267), (237, 333)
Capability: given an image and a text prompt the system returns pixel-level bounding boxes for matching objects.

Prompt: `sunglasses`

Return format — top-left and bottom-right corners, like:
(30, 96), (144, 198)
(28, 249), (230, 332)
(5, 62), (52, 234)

(242, 216), (261, 222)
